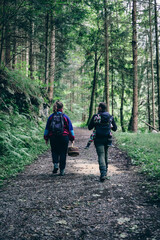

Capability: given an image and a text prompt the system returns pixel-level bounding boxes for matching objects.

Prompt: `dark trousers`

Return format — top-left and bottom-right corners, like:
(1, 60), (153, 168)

(50, 135), (69, 170)
(94, 138), (109, 177)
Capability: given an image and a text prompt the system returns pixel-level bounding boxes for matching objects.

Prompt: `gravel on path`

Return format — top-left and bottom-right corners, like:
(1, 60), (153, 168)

(0, 128), (160, 240)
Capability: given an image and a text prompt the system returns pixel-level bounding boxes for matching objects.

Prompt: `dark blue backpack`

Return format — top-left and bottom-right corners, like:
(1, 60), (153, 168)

(95, 113), (112, 138)
(50, 112), (64, 136)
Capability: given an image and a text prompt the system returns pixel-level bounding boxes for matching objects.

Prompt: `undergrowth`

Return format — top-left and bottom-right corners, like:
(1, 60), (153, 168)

(114, 132), (160, 201)
(0, 112), (49, 186)
(5, 68), (41, 98)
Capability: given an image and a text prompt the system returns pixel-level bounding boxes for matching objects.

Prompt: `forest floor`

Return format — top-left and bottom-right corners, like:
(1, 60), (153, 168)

(0, 128), (160, 240)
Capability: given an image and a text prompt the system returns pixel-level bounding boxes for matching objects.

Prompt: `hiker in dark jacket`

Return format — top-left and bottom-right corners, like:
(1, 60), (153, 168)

(88, 102), (117, 182)
(44, 100), (75, 176)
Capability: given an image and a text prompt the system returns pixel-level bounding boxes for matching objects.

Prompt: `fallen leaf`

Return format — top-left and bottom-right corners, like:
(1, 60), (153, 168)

(120, 233), (128, 238)
(117, 217), (130, 224)
(56, 220), (67, 225)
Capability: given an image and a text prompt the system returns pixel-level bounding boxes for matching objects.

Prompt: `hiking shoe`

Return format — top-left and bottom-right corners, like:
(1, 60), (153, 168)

(52, 168), (58, 174)
(100, 175), (106, 182)
(84, 146), (89, 149)
(59, 169), (65, 176)
(107, 143), (112, 147)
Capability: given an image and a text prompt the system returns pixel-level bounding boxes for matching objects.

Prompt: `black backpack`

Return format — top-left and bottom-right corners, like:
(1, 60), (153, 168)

(50, 112), (64, 136)
(95, 113), (112, 138)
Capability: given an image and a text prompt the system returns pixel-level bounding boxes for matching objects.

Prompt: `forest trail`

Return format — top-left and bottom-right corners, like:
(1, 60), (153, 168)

(0, 128), (160, 240)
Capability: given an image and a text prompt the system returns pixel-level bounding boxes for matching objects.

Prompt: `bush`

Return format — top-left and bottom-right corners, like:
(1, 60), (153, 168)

(0, 112), (49, 186)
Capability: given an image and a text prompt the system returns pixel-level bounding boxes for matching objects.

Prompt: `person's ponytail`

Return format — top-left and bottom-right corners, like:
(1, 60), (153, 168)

(53, 100), (63, 113)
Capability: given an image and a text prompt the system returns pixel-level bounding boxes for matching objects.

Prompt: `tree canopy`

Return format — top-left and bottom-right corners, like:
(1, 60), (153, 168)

(0, 0), (160, 132)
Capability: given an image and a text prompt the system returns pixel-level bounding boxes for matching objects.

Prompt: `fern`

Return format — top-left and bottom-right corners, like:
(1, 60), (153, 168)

(0, 112), (49, 183)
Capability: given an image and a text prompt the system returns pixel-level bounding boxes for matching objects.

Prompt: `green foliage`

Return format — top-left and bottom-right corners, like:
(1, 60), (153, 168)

(0, 68), (42, 115)
(5, 68), (41, 98)
(73, 121), (87, 128)
(0, 112), (49, 186)
(115, 132), (160, 200)
(115, 132), (160, 179)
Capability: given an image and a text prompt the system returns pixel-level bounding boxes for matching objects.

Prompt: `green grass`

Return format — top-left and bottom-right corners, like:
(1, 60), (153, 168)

(0, 112), (49, 186)
(114, 132), (160, 178)
(73, 121), (87, 128)
(114, 132), (160, 201)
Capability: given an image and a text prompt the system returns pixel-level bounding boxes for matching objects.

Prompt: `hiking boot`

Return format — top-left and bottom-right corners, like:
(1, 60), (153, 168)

(107, 143), (112, 147)
(85, 142), (91, 149)
(52, 168), (58, 174)
(107, 138), (112, 147)
(84, 146), (89, 149)
(59, 169), (65, 176)
(100, 175), (106, 182)
(106, 176), (110, 180)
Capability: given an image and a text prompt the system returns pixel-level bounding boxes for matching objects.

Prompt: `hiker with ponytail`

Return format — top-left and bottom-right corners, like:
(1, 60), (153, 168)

(44, 100), (75, 176)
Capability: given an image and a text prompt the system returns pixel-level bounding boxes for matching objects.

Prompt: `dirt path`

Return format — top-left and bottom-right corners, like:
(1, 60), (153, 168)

(0, 128), (160, 240)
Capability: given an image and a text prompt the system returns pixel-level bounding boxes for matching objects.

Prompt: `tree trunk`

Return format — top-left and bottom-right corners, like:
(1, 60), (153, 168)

(29, 20), (34, 79)
(128, 107), (133, 131)
(0, 25), (4, 65)
(26, 34), (29, 76)
(120, 72), (125, 132)
(48, 13), (55, 104)
(0, 0), (5, 66)
(5, 23), (11, 68)
(72, 75), (75, 104)
(147, 62), (151, 131)
(154, 0), (160, 130)
(131, 0), (138, 132)
(12, 0), (17, 69)
(87, 51), (98, 125)
(111, 71), (114, 116)
(110, 23), (114, 116)
(22, 30), (26, 69)
(12, 26), (17, 69)
(45, 12), (49, 87)
(104, 0), (109, 112)
(70, 80), (73, 112)
(149, 0), (155, 128)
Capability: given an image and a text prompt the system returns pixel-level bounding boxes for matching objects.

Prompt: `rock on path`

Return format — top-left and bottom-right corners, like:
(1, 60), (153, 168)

(0, 128), (160, 240)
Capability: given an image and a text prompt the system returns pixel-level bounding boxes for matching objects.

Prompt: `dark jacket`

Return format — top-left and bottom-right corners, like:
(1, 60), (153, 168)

(88, 111), (117, 139)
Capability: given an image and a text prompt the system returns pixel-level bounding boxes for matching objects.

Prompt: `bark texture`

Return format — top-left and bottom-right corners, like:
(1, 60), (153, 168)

(132, 0), (138, 132)
(104, 0), (110, 112)
(149, 0), (155, 128)
(48, 14), (55, 103)
(154, 0), (160, 130)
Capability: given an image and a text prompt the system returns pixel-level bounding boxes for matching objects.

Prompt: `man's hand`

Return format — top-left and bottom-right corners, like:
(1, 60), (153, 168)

(45, 139), (48, 145)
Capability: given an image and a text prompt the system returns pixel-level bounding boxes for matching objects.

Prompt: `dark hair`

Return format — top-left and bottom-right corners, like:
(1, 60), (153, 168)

(53, 100), (63, 113)
(98, 102), (107, 112)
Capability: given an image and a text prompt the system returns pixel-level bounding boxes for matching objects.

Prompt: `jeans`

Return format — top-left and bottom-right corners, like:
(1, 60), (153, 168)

(50, 135), (69, 170)
(95, 141), (109, 177)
